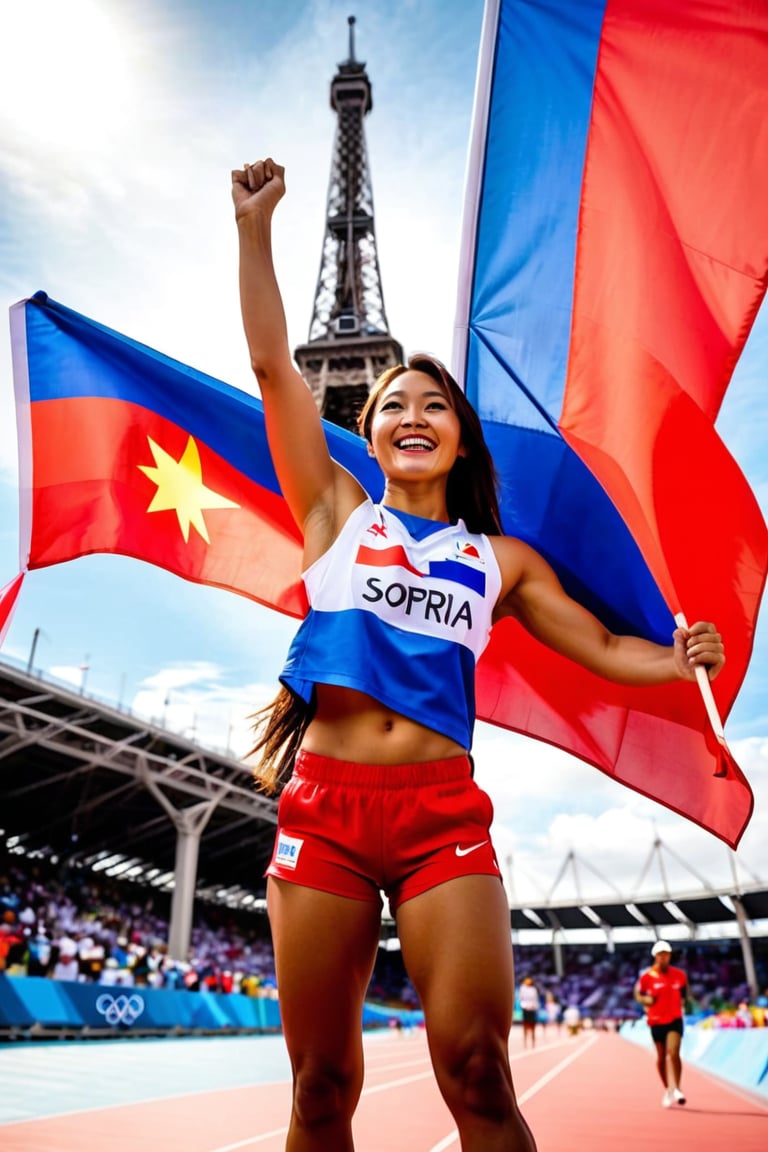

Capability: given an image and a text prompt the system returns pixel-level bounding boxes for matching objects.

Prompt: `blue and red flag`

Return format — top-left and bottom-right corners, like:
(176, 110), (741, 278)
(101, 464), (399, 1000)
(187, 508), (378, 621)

(0, 573), (24, 647)
(8, 290), (381, 620)
(453, 0), (768, 847)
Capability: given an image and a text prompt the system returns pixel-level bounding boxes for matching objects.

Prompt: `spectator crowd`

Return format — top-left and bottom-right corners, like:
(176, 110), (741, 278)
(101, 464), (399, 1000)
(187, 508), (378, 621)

(1, 847), (766, 1026)
(513, 940), (768, 1029)
(0, 852), (278, 998)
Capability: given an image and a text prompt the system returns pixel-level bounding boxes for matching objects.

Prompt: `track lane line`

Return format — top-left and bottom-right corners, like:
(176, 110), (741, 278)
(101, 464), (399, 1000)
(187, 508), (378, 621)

(516, 1032), (599, 1103)
(208, 1070), (438, 1150)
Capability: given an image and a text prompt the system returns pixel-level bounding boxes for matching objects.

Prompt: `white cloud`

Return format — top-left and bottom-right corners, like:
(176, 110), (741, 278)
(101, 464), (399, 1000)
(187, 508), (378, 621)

(481, 733), (768, 906)
(48, 663), (91, 691)
(129, 660), (277, 757)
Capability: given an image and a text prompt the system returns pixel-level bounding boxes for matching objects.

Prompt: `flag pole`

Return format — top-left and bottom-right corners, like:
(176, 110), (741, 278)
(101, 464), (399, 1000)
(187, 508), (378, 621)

(451, 0), (500, 387)
(674, 611), (729, 747)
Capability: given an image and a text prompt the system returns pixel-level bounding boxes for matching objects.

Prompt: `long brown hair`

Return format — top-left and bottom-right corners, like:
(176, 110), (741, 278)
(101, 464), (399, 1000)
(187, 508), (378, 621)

(249, 353), (502, 793)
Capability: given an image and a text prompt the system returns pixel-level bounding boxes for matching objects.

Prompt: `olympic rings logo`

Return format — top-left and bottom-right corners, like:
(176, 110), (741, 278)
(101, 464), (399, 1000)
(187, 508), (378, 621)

(95, 993), (145, 1026)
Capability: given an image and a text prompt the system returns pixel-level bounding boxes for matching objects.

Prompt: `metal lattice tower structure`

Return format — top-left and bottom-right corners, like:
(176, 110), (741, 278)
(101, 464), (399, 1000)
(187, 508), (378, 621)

(293, 15), (404, 433)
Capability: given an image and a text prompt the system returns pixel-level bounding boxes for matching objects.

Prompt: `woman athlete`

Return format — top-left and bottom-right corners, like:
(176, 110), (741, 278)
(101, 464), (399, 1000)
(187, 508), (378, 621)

(232, 157), (725, 1152)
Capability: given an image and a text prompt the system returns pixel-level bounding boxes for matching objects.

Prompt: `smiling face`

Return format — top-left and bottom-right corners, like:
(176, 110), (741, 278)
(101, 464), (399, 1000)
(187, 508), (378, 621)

(367, 369), (466, 482)
(357, 354), (503, 533)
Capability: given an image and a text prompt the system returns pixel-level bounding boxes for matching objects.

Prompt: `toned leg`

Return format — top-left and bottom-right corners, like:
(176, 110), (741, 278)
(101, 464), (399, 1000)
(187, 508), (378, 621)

(653, 1039), (668, 1087)
(397, 875), (537, 1152)
(666, 1031), (683, 1092)
(267, 878), (382, 1151)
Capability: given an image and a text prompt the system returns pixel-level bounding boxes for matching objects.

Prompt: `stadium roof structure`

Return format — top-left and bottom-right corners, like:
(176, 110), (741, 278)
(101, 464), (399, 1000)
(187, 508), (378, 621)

(0, 659), (278, 908)
(1, 658), (766, 983)
(505, 844), (768, 935)
(509, 890), (768, 933)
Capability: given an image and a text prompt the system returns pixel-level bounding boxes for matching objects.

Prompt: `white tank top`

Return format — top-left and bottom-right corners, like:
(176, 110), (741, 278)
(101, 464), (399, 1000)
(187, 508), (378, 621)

(280, 499), (502, 747)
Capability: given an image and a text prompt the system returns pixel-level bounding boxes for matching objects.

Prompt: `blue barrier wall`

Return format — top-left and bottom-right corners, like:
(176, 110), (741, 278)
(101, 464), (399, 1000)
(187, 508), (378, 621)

(0, 974), (282, 1035)
(620, 1018), (768, 1098)
(0, 975), (423, 1037)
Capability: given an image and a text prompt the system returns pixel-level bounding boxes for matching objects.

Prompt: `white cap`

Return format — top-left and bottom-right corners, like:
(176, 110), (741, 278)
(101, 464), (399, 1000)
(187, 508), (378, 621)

(652, 940), (672, 956)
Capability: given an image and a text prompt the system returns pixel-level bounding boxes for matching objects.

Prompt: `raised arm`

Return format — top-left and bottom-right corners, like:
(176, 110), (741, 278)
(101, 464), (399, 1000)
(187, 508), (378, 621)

(493, 536), (725, 686)
(232, 159), (365, 551)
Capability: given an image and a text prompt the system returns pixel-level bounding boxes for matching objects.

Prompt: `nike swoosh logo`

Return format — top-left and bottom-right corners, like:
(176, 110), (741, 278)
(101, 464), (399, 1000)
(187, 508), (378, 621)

(455, 840), (489, 857)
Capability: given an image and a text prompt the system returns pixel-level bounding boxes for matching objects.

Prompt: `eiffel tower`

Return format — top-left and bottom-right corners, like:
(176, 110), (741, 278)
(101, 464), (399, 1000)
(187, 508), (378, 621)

(294, 16), (404, 434)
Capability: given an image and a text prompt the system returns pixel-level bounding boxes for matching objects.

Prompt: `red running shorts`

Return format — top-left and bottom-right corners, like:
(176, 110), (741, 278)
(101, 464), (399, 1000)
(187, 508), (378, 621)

(265, 749), (501, 910)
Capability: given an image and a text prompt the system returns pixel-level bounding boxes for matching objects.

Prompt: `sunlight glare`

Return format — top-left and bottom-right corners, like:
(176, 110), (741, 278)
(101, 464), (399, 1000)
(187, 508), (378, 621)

(0, 0), (139, 156)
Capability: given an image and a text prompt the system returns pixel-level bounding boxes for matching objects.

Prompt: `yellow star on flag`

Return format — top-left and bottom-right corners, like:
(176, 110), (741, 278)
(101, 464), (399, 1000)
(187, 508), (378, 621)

(138, 435), (240, 543)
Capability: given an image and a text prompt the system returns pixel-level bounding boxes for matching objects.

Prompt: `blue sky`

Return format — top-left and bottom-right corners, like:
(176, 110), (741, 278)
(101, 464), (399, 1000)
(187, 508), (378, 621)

(0, 0), (766, 911)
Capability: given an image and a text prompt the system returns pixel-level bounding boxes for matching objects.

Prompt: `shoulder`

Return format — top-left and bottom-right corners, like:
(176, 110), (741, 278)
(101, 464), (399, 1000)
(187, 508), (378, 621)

(489, 533), (561, 586)
(489, 533), (568, 619)
(488, 534), (539, 593)
(488, 533), (531, 565)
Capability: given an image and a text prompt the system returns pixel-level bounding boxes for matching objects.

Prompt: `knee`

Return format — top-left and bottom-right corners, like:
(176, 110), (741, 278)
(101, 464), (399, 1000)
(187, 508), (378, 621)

(449, 1040), (515, 1123)
(293, 1058), (356, 1130)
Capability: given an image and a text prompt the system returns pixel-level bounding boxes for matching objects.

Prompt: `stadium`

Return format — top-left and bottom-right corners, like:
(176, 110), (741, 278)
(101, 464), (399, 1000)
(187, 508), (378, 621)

(2, 657), (767, 1151)
(2, 658), (766, 1034)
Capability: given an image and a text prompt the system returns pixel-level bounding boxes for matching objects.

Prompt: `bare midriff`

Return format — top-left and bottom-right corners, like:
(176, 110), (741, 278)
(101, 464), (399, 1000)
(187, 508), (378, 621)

(301, 683), (466, 765)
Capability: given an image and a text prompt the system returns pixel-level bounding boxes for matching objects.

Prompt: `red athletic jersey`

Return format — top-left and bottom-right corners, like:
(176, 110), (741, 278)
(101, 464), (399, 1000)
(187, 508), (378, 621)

(637, 965), (687, 1025)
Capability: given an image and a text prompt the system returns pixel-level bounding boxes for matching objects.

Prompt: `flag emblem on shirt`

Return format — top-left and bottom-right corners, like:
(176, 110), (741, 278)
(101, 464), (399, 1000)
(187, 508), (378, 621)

(457, 542), (481, 560)
(354, 544), (486, 596)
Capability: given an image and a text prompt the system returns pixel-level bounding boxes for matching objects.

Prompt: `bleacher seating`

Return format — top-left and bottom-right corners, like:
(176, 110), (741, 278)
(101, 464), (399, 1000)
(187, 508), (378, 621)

(2, 846), (766, 1032)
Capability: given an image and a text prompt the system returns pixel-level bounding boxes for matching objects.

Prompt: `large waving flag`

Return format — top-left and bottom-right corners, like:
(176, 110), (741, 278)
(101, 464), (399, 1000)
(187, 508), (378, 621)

(454, 0), (768, 847)
(8, 290), (382, 622)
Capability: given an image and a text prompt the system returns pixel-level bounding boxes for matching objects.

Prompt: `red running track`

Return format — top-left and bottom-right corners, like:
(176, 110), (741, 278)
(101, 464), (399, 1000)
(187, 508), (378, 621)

(1, 1026), (766, 1151)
